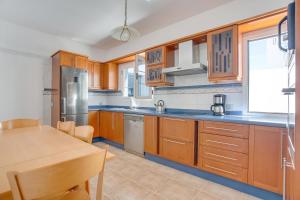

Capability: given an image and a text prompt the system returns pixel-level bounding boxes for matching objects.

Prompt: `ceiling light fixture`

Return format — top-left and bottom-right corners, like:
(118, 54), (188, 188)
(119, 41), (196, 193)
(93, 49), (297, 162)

(112, 0), (140, 42)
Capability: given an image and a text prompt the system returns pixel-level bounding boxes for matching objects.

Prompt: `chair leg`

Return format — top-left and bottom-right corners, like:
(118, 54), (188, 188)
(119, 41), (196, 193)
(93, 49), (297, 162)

(85, 180), (90, 194)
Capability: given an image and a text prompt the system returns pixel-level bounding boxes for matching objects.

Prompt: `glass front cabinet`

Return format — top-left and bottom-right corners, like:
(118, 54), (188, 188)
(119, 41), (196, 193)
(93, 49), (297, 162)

(207, 25), (241, 82)
(145, 46), (173, 86)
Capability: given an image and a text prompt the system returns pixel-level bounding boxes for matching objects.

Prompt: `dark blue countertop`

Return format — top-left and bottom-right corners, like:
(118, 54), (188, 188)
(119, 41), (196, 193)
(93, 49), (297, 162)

(89, 105), (290, 128)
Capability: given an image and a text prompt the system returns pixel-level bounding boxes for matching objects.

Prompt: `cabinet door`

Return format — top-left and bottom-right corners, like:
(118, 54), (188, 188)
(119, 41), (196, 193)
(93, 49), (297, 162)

(75, 55), (88, 70)
(160, 137), (194, 166)
(146, 47), (165, 66)
(88, 111), (99, 138)
(99, 111), (112, 139)
(102, 63), (118, 91)
(109, 112), (124, 144)
(144, 115), (158, 155)
(207, 25), (239, 82)
(160, 117), (195, 142)
(87, 61), (94, 88)
(60, 52), (75, 67)
(248, 125), (283, 194)
(146, 66), (163, 83)
(93, 62), (102, 89)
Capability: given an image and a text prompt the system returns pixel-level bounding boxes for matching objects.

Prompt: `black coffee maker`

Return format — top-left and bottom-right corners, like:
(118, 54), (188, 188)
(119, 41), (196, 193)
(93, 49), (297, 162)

(211, 94), (226, 115)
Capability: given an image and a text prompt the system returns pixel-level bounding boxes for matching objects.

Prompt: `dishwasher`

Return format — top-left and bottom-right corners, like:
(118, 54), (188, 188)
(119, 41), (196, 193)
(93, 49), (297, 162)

(124, 114), (144, 157)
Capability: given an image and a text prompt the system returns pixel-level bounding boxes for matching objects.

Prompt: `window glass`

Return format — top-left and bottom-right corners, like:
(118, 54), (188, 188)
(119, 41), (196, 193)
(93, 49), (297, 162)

(248, 35), (288, 113)
(135, 55), (152, 98)
(122, 67), (134, 97)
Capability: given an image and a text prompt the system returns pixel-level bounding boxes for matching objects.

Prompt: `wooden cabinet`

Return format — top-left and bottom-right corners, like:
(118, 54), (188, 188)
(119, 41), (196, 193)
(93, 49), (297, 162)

(52, 51), (88, 69)
(88, 111), (100, 138)
(60, 51), (75, 67)
(87, 61), (94, 88)
(144, 115), (158, 155)
(51, 50), (88, 127)
(207, 25), (241, 82)
(198, 120), (249, 183)
(248, 125), (283, 194)
(74, 55), (88, 69)
(88, 60), (103, 90)
(145, 46), (173, 87)
(159, 117), (195, 166)
(99, 111), (124, 144)
(102, 62), (118, 91)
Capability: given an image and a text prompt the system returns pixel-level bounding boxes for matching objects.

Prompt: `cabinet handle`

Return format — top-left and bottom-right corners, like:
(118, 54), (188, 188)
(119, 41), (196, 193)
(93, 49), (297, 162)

(281, 130), (284, 168)
(112, 113), (115, 130)
(206, 126), (238, 132)
(163, 138), (185, 145)
(164, 118), (186, 122)
(205, 152), (238, 161)
(205, 164), (237, 176)
(206, 139), (238, 147)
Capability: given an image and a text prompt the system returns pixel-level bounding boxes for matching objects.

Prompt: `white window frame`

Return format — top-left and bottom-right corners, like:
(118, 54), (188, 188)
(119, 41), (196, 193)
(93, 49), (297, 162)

(119, 55), (152, 99)
(242, 26), (287, 115)
(134, 54), (152, 99)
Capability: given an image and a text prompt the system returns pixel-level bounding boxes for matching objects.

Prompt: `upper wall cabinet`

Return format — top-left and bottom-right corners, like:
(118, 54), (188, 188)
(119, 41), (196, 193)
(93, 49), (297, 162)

(52, 50), (88, 70)
(88, 60), (103, 90)
(207, 25), (241, 82)
(145, 46), (173, 87)
(102, 62), (118, 91)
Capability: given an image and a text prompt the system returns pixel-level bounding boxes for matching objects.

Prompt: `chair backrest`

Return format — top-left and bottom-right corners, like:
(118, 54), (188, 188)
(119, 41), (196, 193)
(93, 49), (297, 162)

(74, 125), (94, 144)
(0, 119), (39, 130)
(7, 147), (108, 200)
(57, 121), (75, 136)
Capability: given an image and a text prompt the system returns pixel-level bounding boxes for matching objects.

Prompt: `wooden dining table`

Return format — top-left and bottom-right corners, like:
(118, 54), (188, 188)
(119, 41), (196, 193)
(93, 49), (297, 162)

(0, 125), (114, 200)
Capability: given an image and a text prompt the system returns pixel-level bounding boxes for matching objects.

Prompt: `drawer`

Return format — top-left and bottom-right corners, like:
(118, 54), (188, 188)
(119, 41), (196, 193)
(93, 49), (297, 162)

(199, 145), (248, 168)
(200, 133), (248, 154)
(160, 117), (195, 142)
(201, 159), (248, 183)
(159, 137), (194, 166)
(200, 121), (249, 138)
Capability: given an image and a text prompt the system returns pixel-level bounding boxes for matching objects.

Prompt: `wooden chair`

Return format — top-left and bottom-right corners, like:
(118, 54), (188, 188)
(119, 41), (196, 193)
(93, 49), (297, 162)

(7, 145), (109, 200)
(74, 126), (94, 144)
(0, 119), (39, 130)
(57, 121), (75, 136)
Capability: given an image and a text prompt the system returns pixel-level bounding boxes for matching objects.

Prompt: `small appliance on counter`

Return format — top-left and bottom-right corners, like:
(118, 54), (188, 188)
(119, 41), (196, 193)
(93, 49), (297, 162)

(154, 100), (165, 113)
(211, 94), (226, 116)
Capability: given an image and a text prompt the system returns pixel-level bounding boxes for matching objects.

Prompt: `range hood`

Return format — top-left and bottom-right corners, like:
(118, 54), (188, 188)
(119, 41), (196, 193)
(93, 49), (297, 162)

(162, 40), (208, 76)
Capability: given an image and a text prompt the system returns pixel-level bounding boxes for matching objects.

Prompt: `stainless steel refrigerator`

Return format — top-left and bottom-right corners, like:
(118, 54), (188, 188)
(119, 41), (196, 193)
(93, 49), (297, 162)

(60, 66), (88, 126)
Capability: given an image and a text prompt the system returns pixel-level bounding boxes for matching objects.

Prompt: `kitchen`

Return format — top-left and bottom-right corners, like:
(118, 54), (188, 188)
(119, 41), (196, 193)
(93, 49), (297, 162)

(0, 0), (299, 200)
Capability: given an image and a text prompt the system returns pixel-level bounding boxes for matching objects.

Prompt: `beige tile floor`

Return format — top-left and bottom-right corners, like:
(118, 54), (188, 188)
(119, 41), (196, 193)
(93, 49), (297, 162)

(90, 142), (261, 200)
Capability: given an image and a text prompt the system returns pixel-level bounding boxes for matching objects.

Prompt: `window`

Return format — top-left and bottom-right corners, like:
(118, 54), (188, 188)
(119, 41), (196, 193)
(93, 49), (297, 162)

(244, 27), (288, 113)
(119, 53), (152, 99)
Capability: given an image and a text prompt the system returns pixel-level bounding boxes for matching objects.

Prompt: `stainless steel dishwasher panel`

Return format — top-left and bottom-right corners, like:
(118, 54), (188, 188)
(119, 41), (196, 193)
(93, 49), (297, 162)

(124, 114), (144, 157)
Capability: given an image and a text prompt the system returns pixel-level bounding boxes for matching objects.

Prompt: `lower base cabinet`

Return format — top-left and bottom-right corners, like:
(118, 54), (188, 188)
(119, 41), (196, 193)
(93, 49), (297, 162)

(88, 111), (99, 138)
(99, 111), (124, 144)
(159, 117), (195, 166)
(248, 125), (283, 194)
(160, 137), (194, 165)
(144, 115), (158, 155)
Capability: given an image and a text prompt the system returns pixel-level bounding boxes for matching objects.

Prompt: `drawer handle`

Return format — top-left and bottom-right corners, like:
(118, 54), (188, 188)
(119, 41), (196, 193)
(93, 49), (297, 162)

(205, 164), (237, 176)
(206, 126), (238, 132)
(164, 118), (186, 122)
(163, 138), (185, 145)
(206, 139), (238, 147)
(205, 152), (238, 161)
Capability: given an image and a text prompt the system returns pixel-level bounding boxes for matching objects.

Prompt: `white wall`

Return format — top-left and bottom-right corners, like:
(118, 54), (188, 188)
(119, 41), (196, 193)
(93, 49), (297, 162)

(0, 19), (104, 125)
(103, 0), (290, 61)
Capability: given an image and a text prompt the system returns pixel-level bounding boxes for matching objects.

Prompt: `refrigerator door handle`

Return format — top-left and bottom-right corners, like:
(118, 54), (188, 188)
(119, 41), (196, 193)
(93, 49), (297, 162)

(61, 97), (66, 115)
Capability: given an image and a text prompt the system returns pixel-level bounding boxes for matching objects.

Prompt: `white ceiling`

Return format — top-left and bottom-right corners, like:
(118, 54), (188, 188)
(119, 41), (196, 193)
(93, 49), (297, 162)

(0, 0), (233, 49)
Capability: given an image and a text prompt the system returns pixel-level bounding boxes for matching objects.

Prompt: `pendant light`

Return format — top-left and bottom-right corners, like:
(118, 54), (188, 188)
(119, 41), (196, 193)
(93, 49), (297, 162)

(112, 0), (140, 42)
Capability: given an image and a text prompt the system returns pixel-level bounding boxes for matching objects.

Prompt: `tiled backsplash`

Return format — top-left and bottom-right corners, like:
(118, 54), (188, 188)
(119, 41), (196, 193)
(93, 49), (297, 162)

(89, 74), (243, 111)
